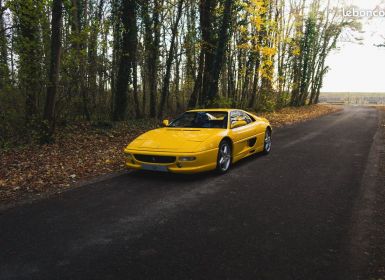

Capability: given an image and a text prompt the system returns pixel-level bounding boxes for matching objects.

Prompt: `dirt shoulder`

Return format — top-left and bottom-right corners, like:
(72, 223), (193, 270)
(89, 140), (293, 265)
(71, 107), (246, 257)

(366, 107), (385, 278)
(348, 107), (385, 279)
(258, 103), (341, 127)
(0, 104), (341, 209)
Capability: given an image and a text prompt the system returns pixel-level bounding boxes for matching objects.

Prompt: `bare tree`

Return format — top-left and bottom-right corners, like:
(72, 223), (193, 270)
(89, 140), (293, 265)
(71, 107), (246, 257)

(43, 0), (63, 138)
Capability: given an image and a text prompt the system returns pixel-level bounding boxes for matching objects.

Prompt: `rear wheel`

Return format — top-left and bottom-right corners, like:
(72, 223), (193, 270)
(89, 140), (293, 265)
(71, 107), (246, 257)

(263, 128), (272, 154)
(216, 140), (232, 173)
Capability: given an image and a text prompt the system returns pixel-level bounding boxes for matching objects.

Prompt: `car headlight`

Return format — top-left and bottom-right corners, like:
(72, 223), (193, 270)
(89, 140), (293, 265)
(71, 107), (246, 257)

(179, 156), (196, 161)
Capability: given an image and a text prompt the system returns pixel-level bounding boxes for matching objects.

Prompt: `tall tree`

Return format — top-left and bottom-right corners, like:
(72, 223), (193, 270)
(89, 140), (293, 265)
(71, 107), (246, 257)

(43, 0), (63, 137)
(148, 0), (162, 118)
(69, 0), (90, 120)
(87, 0), (104, 111)
(158, 0), (184, 118)
(10, 0), (44, 120)
(0, 0), (9, 89)
(206, 0), (234, 104)
(199, 0), (217, 106)
(113, 0), (138, 120)
(290, 0), (306, 106)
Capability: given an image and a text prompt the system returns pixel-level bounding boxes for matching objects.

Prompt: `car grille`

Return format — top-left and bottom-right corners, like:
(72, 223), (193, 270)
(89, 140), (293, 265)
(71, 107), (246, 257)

(134, 154), (176, 164)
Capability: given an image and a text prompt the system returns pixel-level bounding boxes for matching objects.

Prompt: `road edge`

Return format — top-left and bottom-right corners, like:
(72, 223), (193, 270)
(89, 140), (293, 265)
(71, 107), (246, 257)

(347, 108), (385, 279)
(0, 170), (130, 213)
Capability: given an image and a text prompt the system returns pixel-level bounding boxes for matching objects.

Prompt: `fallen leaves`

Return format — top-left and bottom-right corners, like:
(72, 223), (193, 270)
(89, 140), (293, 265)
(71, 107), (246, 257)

(0, 105), (340, 206)
(0, 119), (157, 205)
(259, 104), (341, 127)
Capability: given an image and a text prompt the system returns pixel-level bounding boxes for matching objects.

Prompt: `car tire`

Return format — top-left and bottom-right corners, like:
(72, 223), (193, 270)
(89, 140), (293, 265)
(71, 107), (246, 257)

(262, 128), (272, 154)
(216, 140), (232, 174)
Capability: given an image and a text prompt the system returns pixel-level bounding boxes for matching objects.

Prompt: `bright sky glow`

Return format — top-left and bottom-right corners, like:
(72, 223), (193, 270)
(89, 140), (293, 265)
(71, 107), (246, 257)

(322, 0), (385, 92)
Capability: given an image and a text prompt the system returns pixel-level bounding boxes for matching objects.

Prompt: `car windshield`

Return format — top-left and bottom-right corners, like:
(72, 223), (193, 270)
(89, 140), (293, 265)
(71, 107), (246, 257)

(169, 112), (228, 129)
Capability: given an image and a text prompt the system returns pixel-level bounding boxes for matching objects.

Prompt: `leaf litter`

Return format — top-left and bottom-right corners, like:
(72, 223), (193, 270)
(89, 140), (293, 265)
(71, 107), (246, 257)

(0, 105), (341, 206)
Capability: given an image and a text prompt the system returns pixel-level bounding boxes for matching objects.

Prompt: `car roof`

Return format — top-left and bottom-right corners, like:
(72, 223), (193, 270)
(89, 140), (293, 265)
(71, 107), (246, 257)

(186, 108), (238, 113)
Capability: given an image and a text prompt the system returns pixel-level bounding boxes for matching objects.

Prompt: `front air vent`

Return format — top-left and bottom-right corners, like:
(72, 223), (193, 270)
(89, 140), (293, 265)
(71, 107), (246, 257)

(134, 154), (176, 164)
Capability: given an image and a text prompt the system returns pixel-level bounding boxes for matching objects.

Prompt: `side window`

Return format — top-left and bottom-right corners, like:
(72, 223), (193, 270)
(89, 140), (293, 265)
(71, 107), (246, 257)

(240, 112), (252, 124)
(230, 111), (241, 124)
(246, 113), (256, 122)
(230, 111), (249, 128)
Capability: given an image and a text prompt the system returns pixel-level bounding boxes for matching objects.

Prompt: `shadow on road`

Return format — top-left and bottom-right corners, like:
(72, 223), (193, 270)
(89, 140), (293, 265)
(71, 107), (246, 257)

(125, 152), (267, 182)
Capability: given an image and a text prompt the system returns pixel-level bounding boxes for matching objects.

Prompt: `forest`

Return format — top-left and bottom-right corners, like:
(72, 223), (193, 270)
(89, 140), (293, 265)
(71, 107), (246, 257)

(0, 0), (359, 145)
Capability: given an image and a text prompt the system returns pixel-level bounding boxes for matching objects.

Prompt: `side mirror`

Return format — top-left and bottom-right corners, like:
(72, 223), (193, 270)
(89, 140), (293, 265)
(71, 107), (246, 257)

(162, 119), (169, 127)
(231, 120), (247, 129)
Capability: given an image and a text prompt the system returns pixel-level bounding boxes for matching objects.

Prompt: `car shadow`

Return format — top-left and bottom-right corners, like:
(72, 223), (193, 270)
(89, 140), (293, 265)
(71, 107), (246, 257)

(127, 168), (216, 183)
(126, 152), (268, 182)
(231, 152), (266, 171)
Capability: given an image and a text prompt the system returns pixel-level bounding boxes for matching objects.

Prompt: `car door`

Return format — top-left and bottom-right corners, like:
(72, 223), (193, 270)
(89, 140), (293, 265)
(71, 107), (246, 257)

(248, 112), (267, 150)
(229, 110), (257, 158)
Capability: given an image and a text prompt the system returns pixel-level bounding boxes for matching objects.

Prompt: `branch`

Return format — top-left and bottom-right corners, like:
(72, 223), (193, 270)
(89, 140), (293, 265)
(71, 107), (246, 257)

(0, 25), (16, 34)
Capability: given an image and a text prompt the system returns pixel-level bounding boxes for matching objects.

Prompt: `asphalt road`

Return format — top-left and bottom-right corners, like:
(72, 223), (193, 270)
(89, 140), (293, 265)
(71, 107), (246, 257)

(0, 106), (383, 280)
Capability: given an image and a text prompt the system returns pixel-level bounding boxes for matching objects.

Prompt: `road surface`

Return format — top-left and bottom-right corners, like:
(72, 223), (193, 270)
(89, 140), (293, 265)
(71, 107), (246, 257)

(0, 106), (383, 280)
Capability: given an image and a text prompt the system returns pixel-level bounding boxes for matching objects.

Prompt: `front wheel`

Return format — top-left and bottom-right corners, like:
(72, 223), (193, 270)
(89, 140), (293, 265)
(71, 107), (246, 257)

(216, 140), (232, 173)
(263, 129), (272, 154)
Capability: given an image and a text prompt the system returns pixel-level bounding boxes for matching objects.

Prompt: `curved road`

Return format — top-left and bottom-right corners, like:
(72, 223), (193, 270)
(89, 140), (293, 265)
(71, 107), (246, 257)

(0, 106), (383, 280)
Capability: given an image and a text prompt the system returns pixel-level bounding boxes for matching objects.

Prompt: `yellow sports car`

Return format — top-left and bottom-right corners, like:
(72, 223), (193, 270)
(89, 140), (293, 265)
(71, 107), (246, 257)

(124, 109), (272, 174)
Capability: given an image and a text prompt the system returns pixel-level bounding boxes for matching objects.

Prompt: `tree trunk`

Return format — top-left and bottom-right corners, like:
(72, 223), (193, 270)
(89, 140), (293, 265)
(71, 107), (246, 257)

(199, 0), (217, 106)
(0, 0), (9, 89)
(13, 0), (43, 121)
(207, 0), (234, 104)
(110, 0), (121, 116)
(188, 49), (204, 108)
(43, 0), (63, 135)
(158, 0), (183, 118)
(149, 0), (161, 118)
(248, 47), (261, 109)
(141, 0), (162, 118)
(113, 0), (138, 121)
(174, 38), (183, 112)
(132, 54), (141, 118)
(80, 0), (90, 120)
(87, 0), (104, 112)
(70, 0), (90, 120)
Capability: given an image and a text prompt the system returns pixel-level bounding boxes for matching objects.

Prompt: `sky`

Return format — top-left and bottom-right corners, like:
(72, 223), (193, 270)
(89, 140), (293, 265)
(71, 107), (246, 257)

(322, 0), (385, 93)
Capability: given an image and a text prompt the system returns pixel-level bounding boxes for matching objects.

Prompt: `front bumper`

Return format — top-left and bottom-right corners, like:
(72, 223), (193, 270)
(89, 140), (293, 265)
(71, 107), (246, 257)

(124, 148), (218, 174)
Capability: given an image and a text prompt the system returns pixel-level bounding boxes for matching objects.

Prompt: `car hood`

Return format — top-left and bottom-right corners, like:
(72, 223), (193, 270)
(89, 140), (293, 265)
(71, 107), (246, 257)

(127, 128), (224, 153)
